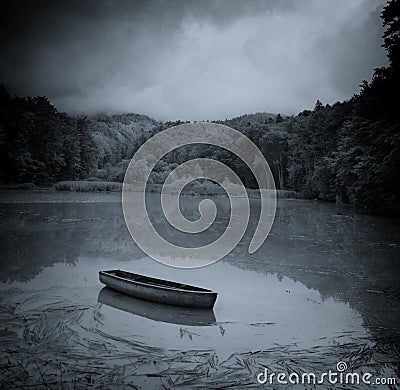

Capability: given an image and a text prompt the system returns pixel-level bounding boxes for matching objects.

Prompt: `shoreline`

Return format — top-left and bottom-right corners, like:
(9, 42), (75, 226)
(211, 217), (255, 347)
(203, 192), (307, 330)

(0, 181), (302, 198)
(1, 184), (397, 218)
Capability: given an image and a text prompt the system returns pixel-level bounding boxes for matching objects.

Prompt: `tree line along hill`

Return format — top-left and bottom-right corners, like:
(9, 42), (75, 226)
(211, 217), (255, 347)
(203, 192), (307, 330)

(0, 0), (399, 216)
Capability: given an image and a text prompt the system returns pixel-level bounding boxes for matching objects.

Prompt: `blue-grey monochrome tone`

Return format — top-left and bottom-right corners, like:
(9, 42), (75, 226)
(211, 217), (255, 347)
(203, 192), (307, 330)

(0, 0), (399, 389)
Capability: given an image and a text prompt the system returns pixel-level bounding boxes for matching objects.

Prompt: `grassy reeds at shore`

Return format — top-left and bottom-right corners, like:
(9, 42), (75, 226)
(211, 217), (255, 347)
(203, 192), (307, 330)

(0, 287), (398, 389)
(54, 181), (301, 198)
(54, 180), (122, 192)
(0, 180), (302, 199)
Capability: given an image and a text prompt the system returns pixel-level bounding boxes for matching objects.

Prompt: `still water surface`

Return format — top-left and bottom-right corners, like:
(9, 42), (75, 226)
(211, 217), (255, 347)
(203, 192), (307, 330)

(0, 190), (399, 388)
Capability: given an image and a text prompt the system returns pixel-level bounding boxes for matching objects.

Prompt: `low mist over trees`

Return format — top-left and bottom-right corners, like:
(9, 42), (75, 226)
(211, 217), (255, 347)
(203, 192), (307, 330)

(0, 0), (398, 215)
(0, 91), (161, 184)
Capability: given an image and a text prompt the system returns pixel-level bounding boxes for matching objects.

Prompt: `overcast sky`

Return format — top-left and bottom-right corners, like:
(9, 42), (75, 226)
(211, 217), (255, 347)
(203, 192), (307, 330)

(0, 0), (387, 121)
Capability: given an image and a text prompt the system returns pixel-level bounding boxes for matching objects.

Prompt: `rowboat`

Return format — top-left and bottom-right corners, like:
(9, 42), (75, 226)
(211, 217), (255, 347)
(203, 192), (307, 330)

(99, 269), (218, 309)
(98, 287), (216, 326)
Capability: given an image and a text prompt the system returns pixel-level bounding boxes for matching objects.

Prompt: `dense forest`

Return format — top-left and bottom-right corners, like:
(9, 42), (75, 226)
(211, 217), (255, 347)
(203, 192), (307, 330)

(0, 0), (399, 215)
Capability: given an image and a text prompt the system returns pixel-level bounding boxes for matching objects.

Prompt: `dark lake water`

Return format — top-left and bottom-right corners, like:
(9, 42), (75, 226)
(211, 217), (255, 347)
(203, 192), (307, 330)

(0, 190), (399, 388)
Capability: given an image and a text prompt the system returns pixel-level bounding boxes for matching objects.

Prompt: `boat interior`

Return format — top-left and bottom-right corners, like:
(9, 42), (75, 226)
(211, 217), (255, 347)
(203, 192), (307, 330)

(104, 269), (214, 293)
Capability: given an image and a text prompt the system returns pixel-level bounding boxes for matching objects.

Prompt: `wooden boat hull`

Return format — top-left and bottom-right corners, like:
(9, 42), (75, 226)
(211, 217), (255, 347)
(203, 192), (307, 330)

(99, 270), (218, 309)
(98, 287), (216, 325)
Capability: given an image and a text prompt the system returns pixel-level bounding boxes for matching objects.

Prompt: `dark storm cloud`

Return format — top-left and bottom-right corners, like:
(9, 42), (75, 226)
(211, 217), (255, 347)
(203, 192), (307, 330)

(0, 0), (387, 120)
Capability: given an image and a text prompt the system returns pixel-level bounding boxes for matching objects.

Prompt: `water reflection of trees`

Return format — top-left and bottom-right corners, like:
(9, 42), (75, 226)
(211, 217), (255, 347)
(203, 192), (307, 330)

(0, 202), (139, 282)
(147, 194), (230, 247)
(225, 199), (400, 343)
(0, 195), (232, 282)
(1, 197), (399, 347)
